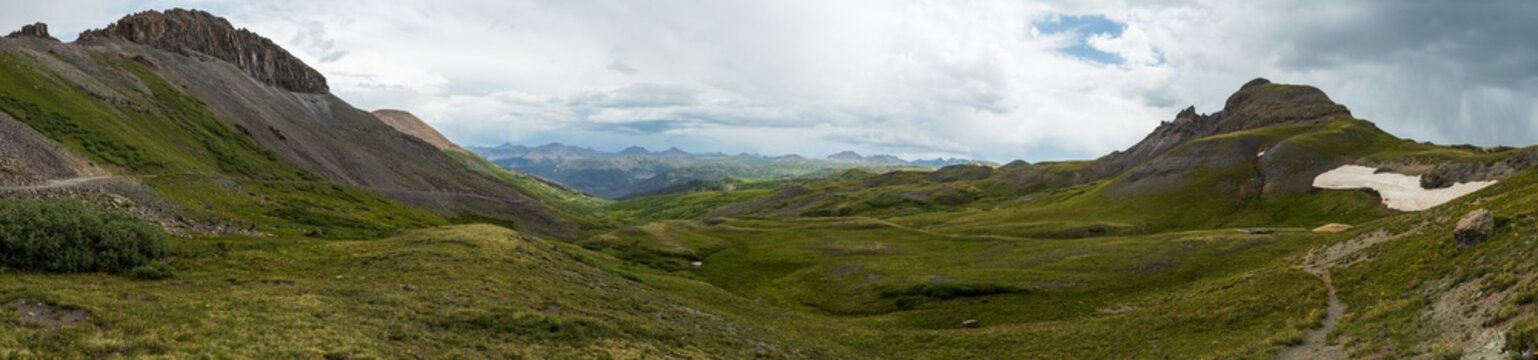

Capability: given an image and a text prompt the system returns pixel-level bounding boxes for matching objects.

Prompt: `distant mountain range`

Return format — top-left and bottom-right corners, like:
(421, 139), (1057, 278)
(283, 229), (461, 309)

(469, 143), (989, 199)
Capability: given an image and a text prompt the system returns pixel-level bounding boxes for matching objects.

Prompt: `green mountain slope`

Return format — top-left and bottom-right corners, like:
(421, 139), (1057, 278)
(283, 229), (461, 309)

(0, 225), (835, 358)
(0, 48), (443, 238)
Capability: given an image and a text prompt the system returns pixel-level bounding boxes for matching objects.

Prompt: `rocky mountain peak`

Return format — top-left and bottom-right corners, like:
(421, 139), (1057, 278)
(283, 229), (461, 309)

(1093, 78), (1354, 177)
(619, 146), (651, 155)
(1173, 105), (1199, 124)
(78, 8), (329, 94)
(1217, 78), (1349, 132)
(828, 151), (864, 161)
(1240, 77), (1272, 90)
(5, 22), (56, 41)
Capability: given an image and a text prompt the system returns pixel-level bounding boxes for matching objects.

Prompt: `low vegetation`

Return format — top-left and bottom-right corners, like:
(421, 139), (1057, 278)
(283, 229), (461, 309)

(0, 199), (165, 274)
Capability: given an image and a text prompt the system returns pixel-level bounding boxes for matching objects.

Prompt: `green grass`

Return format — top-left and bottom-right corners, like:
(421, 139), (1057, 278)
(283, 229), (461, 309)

(584, 217), (1333, 358)
(603, 182), (779, 224)
(0, 225), (834, 358)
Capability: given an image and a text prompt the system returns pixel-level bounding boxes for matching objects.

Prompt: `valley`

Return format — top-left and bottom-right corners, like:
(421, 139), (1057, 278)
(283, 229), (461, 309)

(1, 6), (1536, 359)
(471, 142), (984, 200)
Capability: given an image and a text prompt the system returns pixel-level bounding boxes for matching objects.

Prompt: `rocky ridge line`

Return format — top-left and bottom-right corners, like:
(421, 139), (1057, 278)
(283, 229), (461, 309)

(78, 8), (329, 93)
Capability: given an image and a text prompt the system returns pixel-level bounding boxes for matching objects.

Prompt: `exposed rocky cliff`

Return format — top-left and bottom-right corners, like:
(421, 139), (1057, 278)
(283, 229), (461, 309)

(5, 23), (55, 41)
(78, 9), (329, 94)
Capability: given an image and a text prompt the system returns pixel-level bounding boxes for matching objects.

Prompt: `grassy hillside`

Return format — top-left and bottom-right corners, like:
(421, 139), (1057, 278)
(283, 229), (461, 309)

(678, 118), (1490, 240)
(583, 217), (1334, 357)
(0, 225), (834, 358)
(444, 149), (615, 229)
(564, 114), (1537, 358)
(1321, 168), (1538, 357)
(0, 49), (443, 238)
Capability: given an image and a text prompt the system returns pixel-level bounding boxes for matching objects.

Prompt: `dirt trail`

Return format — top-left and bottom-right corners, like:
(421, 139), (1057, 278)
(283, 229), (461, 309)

(1275, 225), (1423, 360)
(1276, 267), (1345, 360)
(0, 175), (122, 191)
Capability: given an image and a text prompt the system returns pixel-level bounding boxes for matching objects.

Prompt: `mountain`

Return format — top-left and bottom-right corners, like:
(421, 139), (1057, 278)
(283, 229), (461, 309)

(824, 150), (920, 165)
(469, 143), (990, 199)
(0, 9), (571, 238)
(577, 79), (1538, 358)
(371, 110), (614, 229)
(706, 78), (1535, 230)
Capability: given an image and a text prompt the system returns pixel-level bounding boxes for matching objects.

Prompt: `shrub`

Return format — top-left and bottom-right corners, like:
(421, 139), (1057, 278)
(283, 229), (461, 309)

(0, 199), (167, 273)
(437, 309), (618, 343)
(1507, 318), (1538, 356)
(128, 261), (175, 280)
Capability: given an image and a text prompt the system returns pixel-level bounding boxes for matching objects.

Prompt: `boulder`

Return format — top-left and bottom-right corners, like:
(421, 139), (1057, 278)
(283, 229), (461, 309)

(961, 319), (980, 329)
(1454, 209), (1494, 248)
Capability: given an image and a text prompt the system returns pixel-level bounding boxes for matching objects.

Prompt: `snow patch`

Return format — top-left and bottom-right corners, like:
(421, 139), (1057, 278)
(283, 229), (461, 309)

(1312, 165), (1495, 211)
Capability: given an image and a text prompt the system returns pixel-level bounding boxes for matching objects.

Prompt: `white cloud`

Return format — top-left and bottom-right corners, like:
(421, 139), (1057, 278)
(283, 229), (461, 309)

(7, 0), (1536, 161)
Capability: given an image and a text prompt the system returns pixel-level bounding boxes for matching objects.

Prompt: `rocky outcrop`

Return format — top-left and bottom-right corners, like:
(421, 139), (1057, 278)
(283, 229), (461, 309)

(1454, 208), (1494, 248)
(371, 109), (465, 152)
(5, 23), (55, 40)
(1421, 149), (1538, 189)
(78, 9), (329, 93)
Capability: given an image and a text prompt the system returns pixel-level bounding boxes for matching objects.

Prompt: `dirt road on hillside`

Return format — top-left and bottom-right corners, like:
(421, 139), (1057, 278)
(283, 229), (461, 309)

(0, 176), (122, 191)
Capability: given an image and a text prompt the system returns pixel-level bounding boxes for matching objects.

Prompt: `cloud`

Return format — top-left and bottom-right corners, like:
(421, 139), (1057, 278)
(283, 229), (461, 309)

(1035, 14), (1128, 64)
(6, 0), (1535, 161)
(606, 59), (637, 74)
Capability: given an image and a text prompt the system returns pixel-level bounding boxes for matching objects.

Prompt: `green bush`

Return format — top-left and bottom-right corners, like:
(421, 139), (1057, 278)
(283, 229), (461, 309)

(0, 199), (167, 273)
(128, 261), (176, 280)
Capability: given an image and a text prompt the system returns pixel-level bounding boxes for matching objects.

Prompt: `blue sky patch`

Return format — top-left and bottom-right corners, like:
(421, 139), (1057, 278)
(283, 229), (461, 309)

(1035, 14), (1127, 64)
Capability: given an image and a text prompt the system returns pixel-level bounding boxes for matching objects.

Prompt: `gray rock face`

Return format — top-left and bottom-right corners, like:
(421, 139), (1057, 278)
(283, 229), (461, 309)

(1454, 208), (1494, 248)
(5, 23), (55, 40)
(1421, 149), (1538, 189)
(78, 9), (329, 94)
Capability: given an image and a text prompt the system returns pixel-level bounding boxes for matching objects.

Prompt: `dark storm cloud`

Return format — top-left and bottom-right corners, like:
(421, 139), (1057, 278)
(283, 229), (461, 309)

(1276, 2), (1538, 89)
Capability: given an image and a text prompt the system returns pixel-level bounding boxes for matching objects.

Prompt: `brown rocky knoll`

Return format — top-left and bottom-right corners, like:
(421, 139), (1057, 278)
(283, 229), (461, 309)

(372, 109), (467, 153)
(78, 9), (329, 94)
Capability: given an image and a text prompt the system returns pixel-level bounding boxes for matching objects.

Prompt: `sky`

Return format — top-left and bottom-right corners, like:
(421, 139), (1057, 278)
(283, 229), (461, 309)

(4, 1), (1537, 162)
